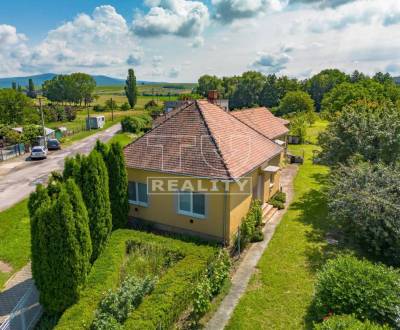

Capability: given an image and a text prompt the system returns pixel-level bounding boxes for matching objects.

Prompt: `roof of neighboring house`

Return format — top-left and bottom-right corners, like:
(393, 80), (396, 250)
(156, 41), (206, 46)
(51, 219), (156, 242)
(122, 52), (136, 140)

(124, 100), (283, 180)
(230, 107), (289, 139)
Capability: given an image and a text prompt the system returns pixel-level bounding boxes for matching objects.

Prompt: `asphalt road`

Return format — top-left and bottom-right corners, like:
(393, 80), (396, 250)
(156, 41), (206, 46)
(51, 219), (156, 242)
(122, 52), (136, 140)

(0, 123), (121, 212)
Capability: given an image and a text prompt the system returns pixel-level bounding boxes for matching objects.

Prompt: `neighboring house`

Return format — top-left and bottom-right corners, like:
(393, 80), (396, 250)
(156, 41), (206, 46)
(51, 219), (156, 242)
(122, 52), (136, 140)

(231, 107), (289, 148)
(12, 126), (55, 146)
(124, 100), (287, 244)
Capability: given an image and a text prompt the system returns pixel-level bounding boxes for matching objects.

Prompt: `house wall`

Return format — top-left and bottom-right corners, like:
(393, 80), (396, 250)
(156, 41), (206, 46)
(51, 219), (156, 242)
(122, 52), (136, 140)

(127, 168), (226, 241)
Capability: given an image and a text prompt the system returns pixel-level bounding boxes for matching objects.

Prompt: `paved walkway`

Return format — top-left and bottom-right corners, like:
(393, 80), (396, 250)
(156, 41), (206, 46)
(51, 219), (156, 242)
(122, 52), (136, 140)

(0, 123), (121, 212)
(205, 164), (298, 330)
(0, 263), (41, 329)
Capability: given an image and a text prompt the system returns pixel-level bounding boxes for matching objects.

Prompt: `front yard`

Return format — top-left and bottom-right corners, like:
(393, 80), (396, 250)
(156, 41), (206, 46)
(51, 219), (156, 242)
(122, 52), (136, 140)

(226, 122), (333, 329)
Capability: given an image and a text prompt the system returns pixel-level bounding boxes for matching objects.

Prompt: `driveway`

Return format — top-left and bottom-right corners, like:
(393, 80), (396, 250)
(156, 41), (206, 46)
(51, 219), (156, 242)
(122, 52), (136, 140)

(0, 123), (121, 212)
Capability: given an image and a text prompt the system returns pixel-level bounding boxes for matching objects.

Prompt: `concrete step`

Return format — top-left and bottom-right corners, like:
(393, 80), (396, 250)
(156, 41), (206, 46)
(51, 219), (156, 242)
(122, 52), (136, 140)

(262, 203), (278, 224)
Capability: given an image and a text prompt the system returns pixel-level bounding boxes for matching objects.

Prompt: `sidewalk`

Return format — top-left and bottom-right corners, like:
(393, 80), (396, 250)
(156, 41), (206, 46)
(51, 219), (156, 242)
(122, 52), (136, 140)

(205, 164), (298, 330)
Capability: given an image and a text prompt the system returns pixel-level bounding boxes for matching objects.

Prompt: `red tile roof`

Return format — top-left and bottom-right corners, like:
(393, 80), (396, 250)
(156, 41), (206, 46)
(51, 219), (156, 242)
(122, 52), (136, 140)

(231, 107), (289, 139)
(124, 101), (283, 180)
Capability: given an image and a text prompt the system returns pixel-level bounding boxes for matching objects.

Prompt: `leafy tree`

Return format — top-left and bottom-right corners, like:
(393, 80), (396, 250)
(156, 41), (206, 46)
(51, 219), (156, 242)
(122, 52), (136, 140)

(260, 75), (301, 108)
(70, 73), (96, 106)
(321, 80), (394, 116)
(0, 89), (33, 124)
(196, 75), (223, 97)
(288, 114), (308, 143)
(29, 180), (92, 314)
(305, 69), (349, 111)
(107, 142), (129, 229)
(230, 71), (266, 108)
(121, 114), (152, 133)
(79, 151), (112, 263)
(277, 91), (314, 116)
(350, 70), (368, 83)
(373, 71), (392, 84)
(105, 98), (117, 111)
(21, 125), (43, 146)
(318, 102), (400, 165)
(125, 69), (138, 109)
(221, 76), (239, 100)
(328, 162), (400, 265)
(27, 78), (36, 98)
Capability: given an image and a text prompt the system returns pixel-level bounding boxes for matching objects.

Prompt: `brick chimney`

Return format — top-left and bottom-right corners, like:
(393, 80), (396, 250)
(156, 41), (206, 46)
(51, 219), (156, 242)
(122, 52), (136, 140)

(207, 90), (219, 104)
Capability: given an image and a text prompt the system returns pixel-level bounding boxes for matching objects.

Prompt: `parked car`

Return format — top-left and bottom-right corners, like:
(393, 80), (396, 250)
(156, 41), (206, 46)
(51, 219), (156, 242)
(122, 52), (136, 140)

(47, 139), (61, 150)
(31, 146), (47, 160)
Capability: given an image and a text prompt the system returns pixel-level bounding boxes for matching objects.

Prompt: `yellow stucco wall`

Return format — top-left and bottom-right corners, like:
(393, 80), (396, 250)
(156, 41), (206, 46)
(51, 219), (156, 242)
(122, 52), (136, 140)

(127, 168), (227, 240)
(126, 151), (284, 244)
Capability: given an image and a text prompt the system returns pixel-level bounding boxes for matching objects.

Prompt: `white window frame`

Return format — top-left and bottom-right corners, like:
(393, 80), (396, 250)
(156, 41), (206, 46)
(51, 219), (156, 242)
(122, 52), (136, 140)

(128, 182), (148, 207)
(177, 191), (206, 219)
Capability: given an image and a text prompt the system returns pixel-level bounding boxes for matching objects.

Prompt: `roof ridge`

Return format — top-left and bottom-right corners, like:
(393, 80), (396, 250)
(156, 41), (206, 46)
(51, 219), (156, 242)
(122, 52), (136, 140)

(123, 101), (195, 150)
(195, 100), (234, 180)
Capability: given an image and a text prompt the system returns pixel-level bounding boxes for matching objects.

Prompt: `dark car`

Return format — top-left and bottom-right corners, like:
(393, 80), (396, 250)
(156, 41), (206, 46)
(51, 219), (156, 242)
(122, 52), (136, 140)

(47, 139), (61, 150)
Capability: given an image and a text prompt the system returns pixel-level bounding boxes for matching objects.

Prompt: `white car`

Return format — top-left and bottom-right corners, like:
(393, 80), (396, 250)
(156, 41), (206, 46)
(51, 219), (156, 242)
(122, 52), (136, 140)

(30, 146), (48, 160)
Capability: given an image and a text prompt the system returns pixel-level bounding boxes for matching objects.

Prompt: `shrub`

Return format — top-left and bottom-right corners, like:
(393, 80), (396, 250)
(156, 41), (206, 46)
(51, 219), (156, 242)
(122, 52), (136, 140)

(121, 115), (151, 133)
(192, 275), (212, 319)
(208, 249), (231, 296)
(236, 199), (264, 250)
(93, 105), (105, 112)
(144, 99), (158, 110)
(328, 162), (400, 265)
(120, 103), (130, 111)
(312, 255), (400, 327)
(91, 276), (155, 328)
(273, 191), (286, 203)
(269, 199), (284, 210)
(314, 314), (391, 330)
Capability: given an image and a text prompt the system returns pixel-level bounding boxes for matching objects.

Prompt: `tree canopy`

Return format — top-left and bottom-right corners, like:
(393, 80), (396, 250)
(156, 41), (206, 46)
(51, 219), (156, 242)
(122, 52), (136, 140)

(125, 68), (138, 108)
(0, 89), (33, 125)
(277, 90), (314, 116)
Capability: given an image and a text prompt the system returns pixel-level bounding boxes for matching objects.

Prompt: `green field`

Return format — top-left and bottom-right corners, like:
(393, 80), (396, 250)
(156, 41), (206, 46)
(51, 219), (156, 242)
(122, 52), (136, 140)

(226, 120), (333, 330)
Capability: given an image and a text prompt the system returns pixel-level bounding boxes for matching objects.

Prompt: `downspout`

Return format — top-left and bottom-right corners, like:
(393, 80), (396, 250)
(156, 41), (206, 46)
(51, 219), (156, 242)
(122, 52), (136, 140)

(221, 180), (230, 246)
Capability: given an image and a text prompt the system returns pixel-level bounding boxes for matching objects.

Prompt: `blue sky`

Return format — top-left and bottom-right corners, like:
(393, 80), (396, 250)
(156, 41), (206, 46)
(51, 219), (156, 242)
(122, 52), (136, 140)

(1, 0), (400, 81)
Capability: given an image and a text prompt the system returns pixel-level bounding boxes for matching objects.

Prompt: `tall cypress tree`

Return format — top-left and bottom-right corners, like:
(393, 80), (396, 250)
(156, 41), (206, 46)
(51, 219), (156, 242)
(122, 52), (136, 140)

(124, 68), (137, 109)
(29, 181), (92, 314)
(80, 150), (112, 263)
(27, 78), (36, 98)
(107, 142), (129, 229)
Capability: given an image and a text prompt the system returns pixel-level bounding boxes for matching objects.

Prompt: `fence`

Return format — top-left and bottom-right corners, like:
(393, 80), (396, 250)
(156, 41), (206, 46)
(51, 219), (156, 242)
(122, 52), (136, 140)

(0, 284), (42, 330)
(0, 144), (26, 161)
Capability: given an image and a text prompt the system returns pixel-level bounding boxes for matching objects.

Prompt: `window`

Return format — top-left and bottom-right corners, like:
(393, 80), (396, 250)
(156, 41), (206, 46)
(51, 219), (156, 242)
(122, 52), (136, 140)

(128, 182), (148, 206)
(178, 191), (206, 218)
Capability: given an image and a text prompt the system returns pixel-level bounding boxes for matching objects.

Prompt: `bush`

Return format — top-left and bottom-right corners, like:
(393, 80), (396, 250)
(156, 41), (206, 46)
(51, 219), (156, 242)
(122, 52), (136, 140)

(208, 249), (231, 296)
(144, 99), (158, 110)
(91, 276), (155, 328)
(269, 199), (284, 210)
(314, 314), (391, 330)
(192, 275), (212, 319)
(121, 114), (152, 133)
(235, 199), (264, 250)
(312, 255), (400, 327)
(273, 191), (286, 203)
(328, 162), (400, 265)
(120, 103), (130, 111)
(93, 105), (105, 112)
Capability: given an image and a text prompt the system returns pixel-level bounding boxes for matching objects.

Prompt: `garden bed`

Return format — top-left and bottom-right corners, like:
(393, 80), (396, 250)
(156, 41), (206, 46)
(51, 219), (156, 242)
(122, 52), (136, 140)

(55, 229), (218, 330)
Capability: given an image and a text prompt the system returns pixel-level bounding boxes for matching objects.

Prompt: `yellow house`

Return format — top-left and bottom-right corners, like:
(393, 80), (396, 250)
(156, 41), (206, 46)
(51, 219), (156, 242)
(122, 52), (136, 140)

(123, 99), (289, 244)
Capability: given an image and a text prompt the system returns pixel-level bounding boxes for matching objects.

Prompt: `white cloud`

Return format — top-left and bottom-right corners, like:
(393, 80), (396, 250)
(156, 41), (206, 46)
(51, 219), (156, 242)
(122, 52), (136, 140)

(133, 0), (209, 37)
(212, 0), (288, 23)
(0, 25), (29, 75)
(24, 6), (142, 73)
(168, 67), (181, 77)
(250, 51), (291, 73)
(189, 36), (204, 48)
(303, 0), (400, 33)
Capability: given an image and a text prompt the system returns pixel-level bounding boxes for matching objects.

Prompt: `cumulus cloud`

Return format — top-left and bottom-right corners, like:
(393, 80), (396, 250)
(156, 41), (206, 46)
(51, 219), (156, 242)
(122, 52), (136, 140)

(212, 0), (287, 24)
(189, 36), (204, 48)
(250, 50), (291, 73)
(0, 25), (29, 75)
(22, 6), (142, 73)
(133, 0), (209, 37)
(304, 0), (400, 33)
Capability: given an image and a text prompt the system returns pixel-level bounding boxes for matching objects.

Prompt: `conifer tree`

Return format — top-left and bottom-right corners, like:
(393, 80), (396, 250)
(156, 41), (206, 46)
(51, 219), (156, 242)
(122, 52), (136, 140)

(29, 180), (92, 314)
(80, 150), (112, 262)
(125, 68), (137, 109)
(107, 142), (129, 229)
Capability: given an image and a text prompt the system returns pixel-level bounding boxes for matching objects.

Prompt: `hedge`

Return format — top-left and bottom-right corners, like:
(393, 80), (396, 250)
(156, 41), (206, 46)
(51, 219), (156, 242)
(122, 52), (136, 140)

(314, 315), (391, 330)
(55, 229), (217, 329)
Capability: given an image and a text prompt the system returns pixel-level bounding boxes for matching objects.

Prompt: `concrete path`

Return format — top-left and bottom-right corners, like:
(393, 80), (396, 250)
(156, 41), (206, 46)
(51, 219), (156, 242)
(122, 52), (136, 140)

(0, 123), (121, 212)
(0, 263), (41, 330)
(205, 164), (298, 330)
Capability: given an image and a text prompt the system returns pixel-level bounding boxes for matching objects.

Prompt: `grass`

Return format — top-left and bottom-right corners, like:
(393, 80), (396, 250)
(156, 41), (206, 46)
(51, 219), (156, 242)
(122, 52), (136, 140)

(107, 132), (136, 147)
(226, 120), (333, 330)
(0, 199), (30, 289)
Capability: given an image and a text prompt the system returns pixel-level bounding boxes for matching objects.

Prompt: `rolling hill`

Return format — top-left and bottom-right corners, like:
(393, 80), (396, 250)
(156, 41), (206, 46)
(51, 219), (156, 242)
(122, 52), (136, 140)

(0, 73), (163, 88)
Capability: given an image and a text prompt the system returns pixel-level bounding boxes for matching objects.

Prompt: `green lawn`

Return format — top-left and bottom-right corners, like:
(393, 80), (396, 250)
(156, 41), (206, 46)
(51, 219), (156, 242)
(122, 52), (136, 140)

(226, 121), (333, 330)
(0, 199), (30, 289)
(107, 132), (137, 147)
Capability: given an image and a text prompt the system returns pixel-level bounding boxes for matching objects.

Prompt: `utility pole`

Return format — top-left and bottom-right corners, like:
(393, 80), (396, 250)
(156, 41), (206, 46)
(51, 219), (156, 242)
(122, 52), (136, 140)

(111, 97), (114, 121)
(87, 102), (91, 131)
(38, 97), (46, 147)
